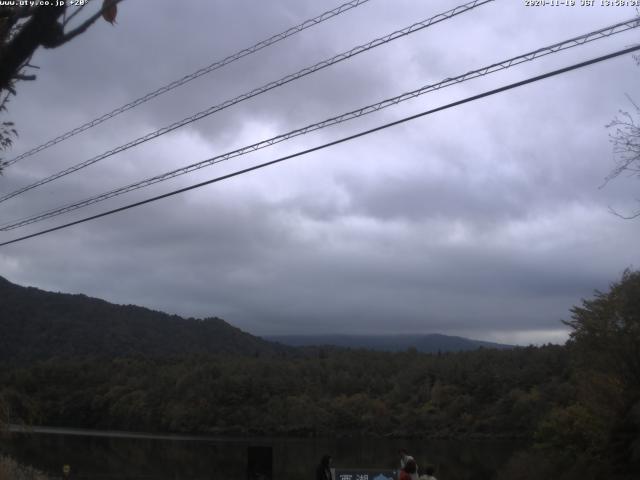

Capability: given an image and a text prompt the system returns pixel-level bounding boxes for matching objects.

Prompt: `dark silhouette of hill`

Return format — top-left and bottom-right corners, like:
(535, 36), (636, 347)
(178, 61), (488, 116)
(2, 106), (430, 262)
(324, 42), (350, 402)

(0, 276), (287, 362)
(265, 333), (513, 353)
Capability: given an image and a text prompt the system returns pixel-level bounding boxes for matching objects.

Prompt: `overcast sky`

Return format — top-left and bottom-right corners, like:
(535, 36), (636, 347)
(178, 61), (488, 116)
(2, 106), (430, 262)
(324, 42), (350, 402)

(1, 0), (639, 345)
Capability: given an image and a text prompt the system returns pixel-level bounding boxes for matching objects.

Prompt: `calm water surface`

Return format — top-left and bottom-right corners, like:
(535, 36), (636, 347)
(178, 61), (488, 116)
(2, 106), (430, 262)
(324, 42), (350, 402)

(0, 428), (522, 479)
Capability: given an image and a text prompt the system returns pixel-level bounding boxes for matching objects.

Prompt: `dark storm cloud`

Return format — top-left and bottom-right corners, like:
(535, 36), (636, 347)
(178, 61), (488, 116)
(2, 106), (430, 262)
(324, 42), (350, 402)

(1, 0), (639, 345)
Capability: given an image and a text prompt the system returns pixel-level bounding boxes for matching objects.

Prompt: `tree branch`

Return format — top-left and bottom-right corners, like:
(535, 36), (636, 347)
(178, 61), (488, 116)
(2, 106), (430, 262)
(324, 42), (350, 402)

(0, 6), (65, 91)
(13, 73), (35, 81)
(604, 100), (640, 188)
(62, 2), (89, 28)
(12, 7), (38, 19)
(608, 205), (640, 220)
(0, 90), (11, 112)
(0, 6), (37, 21)
(53, 0), (124, 47)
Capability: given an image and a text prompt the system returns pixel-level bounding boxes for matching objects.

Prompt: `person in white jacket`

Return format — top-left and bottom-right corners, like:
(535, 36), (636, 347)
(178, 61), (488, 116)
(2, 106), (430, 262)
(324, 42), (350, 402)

(419, 465), (437, 480)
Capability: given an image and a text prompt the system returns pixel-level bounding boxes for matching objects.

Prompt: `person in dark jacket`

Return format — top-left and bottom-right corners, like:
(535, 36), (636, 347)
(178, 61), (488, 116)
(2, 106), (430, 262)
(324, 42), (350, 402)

(315, 454), (334, 480)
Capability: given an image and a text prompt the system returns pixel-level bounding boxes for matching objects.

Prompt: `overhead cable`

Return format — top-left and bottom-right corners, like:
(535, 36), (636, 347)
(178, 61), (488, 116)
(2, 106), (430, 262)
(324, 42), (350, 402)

(3, 15), (638, 231)
(0, 0), (493, 204)
(4, 0), (374, 167)
(1, 43), (638, 248)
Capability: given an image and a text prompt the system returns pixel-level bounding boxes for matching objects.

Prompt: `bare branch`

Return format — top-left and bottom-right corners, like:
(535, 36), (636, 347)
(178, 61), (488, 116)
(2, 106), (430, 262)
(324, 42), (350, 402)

(0, 90), (11, 112)
(625, 93), (640, 111)
(605, 98), (640, 186)
(55, 0), (124, 47)
(62, 2), (90, 28)
(13, 73), (35, 81)
(608, 205), (640, 220)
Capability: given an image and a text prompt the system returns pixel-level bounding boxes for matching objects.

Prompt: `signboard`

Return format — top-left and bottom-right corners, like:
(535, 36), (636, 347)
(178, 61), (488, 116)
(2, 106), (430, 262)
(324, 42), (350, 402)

(247, 446), (272, 480)
(333, 468), (396, 480)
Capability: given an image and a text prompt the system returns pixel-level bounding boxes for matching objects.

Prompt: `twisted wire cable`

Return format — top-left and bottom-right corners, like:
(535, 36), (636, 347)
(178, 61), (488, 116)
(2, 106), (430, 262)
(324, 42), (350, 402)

(2, 43), (639, 247)
(5, 0), (374, 167)
(0, 0), (494, 204)
(3, 15), (638, 231)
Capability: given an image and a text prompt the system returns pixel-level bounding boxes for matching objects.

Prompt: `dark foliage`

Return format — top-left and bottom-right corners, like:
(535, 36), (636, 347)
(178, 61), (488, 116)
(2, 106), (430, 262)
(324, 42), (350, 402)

(0, 345), (571, 438)
(0, 1), (123, 174)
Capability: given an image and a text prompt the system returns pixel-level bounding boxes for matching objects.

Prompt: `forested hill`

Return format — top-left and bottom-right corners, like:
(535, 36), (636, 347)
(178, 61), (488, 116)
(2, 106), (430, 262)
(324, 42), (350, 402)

(266, 334), (512, 352)
(0, 276), (288, 362)
(0, 276), (513, 363)
(1, 272), (638, 477)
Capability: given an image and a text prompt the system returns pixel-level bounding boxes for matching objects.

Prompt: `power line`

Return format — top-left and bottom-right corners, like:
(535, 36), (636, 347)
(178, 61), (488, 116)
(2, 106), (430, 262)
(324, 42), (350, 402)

(3, 16), (638, 232)
(0, 0), (493, 204)
(1, 44), (638, 248)
(4, 0), (374, 167)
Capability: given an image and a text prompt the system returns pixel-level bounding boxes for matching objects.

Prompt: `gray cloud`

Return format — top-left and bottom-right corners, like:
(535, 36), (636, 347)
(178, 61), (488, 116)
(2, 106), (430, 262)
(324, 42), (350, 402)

(1, 0), (639, 345)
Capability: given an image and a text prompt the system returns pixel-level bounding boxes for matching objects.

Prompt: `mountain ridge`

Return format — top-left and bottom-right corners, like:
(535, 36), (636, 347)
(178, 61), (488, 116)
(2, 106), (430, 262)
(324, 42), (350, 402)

(265, 333), (513, 352)
(0, 275), (287, 362)
(0, 276), (512, 362)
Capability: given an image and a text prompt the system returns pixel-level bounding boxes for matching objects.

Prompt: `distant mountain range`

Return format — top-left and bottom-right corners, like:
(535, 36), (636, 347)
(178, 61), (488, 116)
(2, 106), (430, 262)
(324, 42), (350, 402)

(0, 275), (511, 362)
(265, 334), (513, 353)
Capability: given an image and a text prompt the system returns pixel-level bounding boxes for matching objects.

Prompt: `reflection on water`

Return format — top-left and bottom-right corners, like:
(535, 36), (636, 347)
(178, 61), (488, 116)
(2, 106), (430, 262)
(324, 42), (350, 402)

(0, 430), (520, 479)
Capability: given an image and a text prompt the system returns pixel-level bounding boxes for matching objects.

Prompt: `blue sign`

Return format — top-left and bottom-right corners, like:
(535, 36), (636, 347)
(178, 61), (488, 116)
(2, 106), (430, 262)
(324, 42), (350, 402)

(333, 468), (396, 480)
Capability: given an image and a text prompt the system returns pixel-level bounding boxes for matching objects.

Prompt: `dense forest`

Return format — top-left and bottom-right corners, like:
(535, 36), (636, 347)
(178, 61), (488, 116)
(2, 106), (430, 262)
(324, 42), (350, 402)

(0, 346), (569, 437)
(1, 271), (639, 479)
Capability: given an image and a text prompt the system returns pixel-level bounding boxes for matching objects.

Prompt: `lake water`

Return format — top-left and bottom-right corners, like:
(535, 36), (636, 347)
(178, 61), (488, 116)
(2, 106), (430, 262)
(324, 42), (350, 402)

(0, 427), (521, 479)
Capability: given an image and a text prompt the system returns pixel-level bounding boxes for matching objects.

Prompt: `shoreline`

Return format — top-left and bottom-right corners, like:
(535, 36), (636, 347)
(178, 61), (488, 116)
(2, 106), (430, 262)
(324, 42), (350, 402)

(7, 424), (527, 443)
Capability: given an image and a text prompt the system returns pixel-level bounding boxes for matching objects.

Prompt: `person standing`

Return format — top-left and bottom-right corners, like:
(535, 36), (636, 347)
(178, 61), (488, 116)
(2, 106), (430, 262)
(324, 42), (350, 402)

(398, 449), (415, 470)
(419, 465), (437, 480)
(399, 459), (419, 480)
(315, 454), (334, 480)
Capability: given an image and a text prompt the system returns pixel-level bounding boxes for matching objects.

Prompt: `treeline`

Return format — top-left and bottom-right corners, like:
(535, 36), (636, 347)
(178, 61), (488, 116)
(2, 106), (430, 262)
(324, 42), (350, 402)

(0, 455), (51, 480)
(0, 345), (569, 438)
